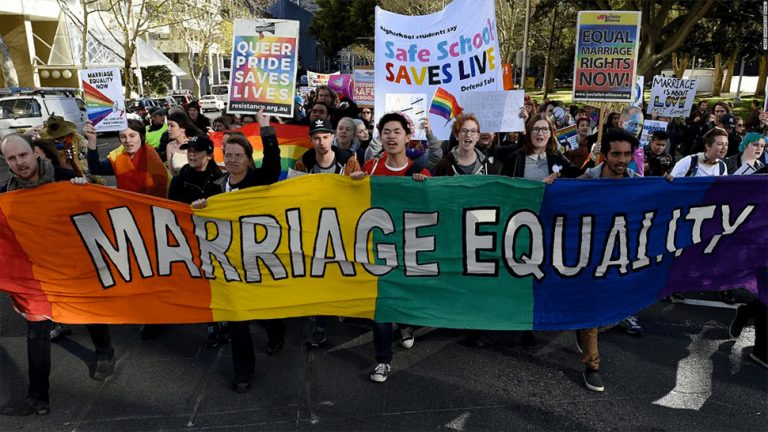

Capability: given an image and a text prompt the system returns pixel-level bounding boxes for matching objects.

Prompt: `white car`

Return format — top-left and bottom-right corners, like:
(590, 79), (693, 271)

(199, 95), (225, 112)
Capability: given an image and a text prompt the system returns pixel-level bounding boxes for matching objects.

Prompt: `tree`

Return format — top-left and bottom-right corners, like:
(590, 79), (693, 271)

(566, 0), (716, 80)
(141, 65), (172, 95)
(0, 33), (19, 88)
(171, 0), (266, 97)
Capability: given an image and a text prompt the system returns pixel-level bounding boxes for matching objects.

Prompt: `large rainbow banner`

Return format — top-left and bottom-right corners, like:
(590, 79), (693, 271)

(572, 11), (641, 102)
(227, 19), (299, 118)
(0, 176), (765, 328)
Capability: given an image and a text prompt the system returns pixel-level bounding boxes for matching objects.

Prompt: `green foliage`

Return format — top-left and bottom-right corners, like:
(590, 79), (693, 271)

(141, 66), (172, 96)
(309, 0), (360, 56)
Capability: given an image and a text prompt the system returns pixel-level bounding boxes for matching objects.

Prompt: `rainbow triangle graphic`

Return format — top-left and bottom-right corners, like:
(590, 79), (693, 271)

(84, 81), (116, 125)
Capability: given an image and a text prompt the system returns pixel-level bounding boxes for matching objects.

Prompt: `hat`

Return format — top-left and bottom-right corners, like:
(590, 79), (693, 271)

(179, 135), (214, 154)
(720, 113), (735, 129)
(41, 115), (77, 139)
(150, 107), (167, 117)
(187, 101), (201, 110)
(308, 118), (333, 135)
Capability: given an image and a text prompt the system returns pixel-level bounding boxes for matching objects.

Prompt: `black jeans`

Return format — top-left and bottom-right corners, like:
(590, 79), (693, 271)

(26, 321), (114, 402)
(372, 321), (393, 364)
(230, 319), (286, 378)
(741, 299), (767, 357)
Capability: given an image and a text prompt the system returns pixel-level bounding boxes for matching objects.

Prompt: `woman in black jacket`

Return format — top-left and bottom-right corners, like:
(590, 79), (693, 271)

(501, 113), (588, 182)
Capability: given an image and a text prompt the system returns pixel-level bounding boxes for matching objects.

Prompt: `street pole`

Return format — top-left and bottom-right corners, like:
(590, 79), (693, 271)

(520, 0), (530, 90)
(690, 55), (696, 80)
(734, 56), (746, 103)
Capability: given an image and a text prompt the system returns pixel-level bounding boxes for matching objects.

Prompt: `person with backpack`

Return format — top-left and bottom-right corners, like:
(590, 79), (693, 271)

(670, 127), (729, 178)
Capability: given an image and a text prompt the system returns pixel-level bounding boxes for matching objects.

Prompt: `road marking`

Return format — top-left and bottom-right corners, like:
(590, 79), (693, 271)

(729, 327), (754, 375)
(652, 323), (719, 411)
(444, 412), (471, 431)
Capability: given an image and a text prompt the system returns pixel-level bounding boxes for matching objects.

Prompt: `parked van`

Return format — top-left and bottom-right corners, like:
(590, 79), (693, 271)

(209, 84), (229, 107)
(0, 88), (86, 138)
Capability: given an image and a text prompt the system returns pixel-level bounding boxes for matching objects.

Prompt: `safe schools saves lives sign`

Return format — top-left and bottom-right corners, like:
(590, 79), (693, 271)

(227, 19), (299, 118)
(573, 11), (641, 102)
(0, 176), (765, 328)
(374, 0), (502, 139)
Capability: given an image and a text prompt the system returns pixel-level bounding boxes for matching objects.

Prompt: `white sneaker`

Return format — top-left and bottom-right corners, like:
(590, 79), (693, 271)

(399, 327), (414, 349)
(369, 363), (390, 383)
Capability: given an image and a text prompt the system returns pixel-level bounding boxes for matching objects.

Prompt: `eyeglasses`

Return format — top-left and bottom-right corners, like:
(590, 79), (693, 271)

(532, 127), (550, 134)
(459, 129), (479, 135)
(224, 153), (247, 161)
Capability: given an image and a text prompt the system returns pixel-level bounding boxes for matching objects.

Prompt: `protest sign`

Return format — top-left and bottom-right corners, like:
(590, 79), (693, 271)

(640, 120), (668, 146)
(298, 86), (312, 101)
(459, 90), (525, 132)
(375, 0), (503, 139)
(647, 76), (698, 117)
(228, 19), (299, 117)
(384, 93), (428, 140)
(556, 124), (579, 150)
(327, 74), (354, 101)
(1, 176), (765, 328)
(80, 67), (127, 132)
(573, 11), (641, 102)
(353, 68), (375, 107)
(307, 70), (340, 87)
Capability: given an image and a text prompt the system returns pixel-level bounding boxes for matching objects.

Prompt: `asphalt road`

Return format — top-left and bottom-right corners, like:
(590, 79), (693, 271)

(0, 291), (766, 431)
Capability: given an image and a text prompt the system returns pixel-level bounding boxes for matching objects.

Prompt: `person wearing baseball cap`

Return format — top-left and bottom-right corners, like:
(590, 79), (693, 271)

(294, 118), (360, 175)
(168, 135), (222, 204)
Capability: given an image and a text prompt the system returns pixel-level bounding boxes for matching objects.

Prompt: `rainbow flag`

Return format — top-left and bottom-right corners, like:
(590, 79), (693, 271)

(429, 87), (463, 121)
(83, 81), (115, 125)
(209, 122), (313, 180)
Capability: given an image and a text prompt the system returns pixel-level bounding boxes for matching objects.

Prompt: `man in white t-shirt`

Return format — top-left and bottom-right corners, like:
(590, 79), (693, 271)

(670, 127), (728, 177)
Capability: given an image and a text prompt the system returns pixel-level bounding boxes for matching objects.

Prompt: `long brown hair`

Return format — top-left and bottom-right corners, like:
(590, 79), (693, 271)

(523, 113), (559, 155)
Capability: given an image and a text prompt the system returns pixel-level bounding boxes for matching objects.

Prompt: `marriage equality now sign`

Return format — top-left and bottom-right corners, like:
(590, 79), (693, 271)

(374, 0), (503, 139)
(227, 19), (300, 117)
(1, 176), (765, 328)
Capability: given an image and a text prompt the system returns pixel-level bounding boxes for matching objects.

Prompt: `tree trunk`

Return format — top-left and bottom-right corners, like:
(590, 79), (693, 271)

(711, 53), (725, 97)
(756, 53), (768, 97)
(671, 52), (690, 78)
(721, 51), (739, 94)
(0, 33), (19, 87)
(124, 43), (135, 98)
(541, 8), (558, 98)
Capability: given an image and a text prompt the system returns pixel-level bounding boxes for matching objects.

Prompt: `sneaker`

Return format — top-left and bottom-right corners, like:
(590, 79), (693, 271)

(520, 330), (537, 347)
(750, 352), (768, 368)
(203, 331), (219, 349)
(583, 368), (605, 392)
(231, 374), (251, 393)
(729, 305), (749, 339)
(575, 330), (583, 354)
(668, 292), (685, 304)
(305, 331), (327, 348)
(0, 397), (49, 416)
(369, 363), (390, 383)
(399, 327), (414, 349)
(266, 338), (284, 356)
(50, 323), (72, 341)
(619, 316), (642, 336)
(719, 290), (736, 305)
(90, 357), (115, 381)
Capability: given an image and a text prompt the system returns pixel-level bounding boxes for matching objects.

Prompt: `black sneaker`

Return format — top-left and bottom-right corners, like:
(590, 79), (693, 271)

(266, 338), (284, 356)
(305, 331), (327, 348)
(0, 398), (49, 416)
(369, 363), (390, 383)
(50, 323), (72, 341)
(203, 331), (219, 349)
(719, 290), (737, 305)
(619, 316), (642, 336)
(729, 305), (749, 339)
(231, 375), (251, 393)
(583, 368), (605, 392)
(90, 357), (116, 381)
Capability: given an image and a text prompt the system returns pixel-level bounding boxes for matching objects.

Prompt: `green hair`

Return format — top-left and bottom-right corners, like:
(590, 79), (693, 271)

(740, 132), (766, 153)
